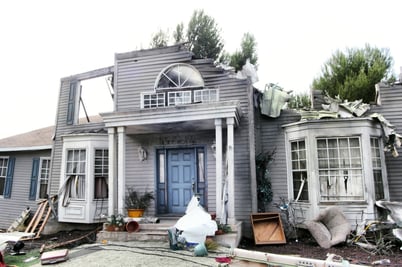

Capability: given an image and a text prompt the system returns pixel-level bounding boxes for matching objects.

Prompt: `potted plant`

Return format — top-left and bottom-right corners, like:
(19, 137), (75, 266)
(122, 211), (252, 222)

(105, 214), (125, 231)
(125, 187), (154, 217)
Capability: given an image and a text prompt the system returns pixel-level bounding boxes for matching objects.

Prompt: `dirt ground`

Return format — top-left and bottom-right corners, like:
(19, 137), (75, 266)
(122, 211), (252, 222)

(9, 227), (402, 266)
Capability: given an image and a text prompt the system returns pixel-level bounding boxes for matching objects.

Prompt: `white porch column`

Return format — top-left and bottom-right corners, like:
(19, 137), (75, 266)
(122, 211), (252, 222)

(215, 118), (223, 218)
(226, 117), (235, 224)
(117, 126), (126, 215)
(108, 127), (117, 216)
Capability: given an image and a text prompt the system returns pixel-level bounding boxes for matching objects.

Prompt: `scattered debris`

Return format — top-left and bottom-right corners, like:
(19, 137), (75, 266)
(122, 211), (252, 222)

(7, 207), (30, 233)
(23, 197), (56, 240)
(39, 228), (99, 253)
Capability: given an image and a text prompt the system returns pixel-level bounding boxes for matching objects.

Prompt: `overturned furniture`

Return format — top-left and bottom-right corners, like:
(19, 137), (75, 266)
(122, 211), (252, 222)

(250, 213), (286, 245)
(304, 206), (351, 249)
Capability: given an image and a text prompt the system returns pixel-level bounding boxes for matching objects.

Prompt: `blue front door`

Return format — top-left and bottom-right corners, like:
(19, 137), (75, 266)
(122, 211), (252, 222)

(167, 149), (195, 214)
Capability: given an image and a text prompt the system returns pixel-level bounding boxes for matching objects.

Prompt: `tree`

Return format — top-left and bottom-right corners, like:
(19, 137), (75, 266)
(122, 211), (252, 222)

(229, 33), (258, 71)
(173, 23), (185, 44)
(187, 10), (224, 61)
(288, 92), (311, 109)
(150, 29), (169, 48)
(312, 44), (394, 103)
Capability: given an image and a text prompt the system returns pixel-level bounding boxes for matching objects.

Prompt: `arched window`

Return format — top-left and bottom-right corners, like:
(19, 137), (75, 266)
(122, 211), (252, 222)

(154, 63), (204, 91)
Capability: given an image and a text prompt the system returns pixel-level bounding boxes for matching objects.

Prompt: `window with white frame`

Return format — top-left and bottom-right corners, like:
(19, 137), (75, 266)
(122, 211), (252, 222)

(38, 158), (50, 199)
(168, 91), (191, 106)
(371, 137), (384, 200)
(141, 93), (165, 109)
(155, 63), (204, 90)
(0, 157), (9, 196)
(290, 140), (308, 201)
(317, 137), (364, 201)
(65, 149), (86, 199)
(94, 149), (108, 199)
(194, 89), (219, 103)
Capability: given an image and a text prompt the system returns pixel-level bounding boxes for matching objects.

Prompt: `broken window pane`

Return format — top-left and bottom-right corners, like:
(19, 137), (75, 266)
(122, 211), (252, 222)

(317, 137), (363, 201)
(290, 140), (308, 201)
(66, 149), (86, 199)
(371, 137), (384, 200)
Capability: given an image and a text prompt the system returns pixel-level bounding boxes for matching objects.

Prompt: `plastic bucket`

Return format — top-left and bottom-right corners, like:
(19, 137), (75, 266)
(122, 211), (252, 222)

(194, 242), (208, 256)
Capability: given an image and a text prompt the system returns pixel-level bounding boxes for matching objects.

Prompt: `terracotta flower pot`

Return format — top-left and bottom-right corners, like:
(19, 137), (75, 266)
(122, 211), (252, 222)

(126, 221), (140, 233)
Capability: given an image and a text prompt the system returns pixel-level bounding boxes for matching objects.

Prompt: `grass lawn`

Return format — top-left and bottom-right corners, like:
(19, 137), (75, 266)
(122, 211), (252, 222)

(4, 249), (41, 267)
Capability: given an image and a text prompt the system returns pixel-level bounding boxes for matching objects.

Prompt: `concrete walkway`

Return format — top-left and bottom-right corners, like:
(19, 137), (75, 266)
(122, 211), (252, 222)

(31, 241), (232, 267)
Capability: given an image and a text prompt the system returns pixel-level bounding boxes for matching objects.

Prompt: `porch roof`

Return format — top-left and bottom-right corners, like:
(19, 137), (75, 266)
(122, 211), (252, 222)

(101, 100), (242, 134)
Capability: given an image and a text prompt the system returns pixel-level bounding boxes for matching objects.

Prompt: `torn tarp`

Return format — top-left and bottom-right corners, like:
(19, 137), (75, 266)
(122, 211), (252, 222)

(259, 84), (290, 118)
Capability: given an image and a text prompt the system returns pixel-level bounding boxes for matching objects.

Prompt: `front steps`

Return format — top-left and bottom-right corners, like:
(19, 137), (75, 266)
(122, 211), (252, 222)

(96, 219), (177, 242)
(96, 218), (243, 248)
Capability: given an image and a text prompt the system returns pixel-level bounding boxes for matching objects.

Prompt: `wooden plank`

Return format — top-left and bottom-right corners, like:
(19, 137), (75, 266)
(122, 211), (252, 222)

(35, 203), (52, 238)
(24, 202), (43, 233)
(25, 201), (46, 234)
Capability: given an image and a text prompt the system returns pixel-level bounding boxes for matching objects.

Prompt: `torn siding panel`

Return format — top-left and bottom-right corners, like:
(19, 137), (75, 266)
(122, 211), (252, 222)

(371, 83), (402, 201)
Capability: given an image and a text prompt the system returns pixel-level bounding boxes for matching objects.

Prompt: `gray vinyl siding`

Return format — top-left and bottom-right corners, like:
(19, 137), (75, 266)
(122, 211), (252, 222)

(50, 45), (254, 232)
(256, 110), (301, 210)
(115, 49), (192, 111)
(49, 79), (106, 196)
(114, 48), (253, 224)
(0, 150), (51, 229)
(371, 83), (402, 201)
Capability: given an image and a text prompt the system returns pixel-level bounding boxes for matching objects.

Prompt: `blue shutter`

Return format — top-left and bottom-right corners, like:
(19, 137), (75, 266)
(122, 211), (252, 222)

(4, 157), (15, 198)
(67, 81), (77, 125)
(29, 158), (40, 200)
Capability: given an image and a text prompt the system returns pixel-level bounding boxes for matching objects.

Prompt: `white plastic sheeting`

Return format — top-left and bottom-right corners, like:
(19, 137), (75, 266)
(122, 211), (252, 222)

(174, 196), (217, 244)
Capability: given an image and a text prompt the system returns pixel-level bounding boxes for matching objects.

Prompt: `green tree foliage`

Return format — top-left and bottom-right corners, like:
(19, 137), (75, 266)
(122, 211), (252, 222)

(187, 10), (224, 60)
(312, 44), (394, 103)
(173, 23), (185, 44)
(256, 149), (275, 212)
(288, 92), (311, 109)
(229, 33), (258, 71)
(150, 29), (169, 48)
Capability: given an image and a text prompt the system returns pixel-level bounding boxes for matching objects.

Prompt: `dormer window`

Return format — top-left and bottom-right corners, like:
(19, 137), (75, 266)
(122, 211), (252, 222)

(154, 63), (204, 90)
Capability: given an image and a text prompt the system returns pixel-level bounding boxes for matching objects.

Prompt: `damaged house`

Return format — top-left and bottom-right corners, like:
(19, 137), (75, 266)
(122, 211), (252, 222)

(0, 44), (401, 240)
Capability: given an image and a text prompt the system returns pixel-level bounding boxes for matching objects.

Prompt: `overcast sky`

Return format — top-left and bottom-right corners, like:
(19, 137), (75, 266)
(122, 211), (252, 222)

(1, 0), (401, 139)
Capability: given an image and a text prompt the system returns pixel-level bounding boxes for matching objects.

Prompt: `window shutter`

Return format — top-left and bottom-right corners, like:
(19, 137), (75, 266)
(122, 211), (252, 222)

(4, 157), (15, 198)
(67, 81), (77, 125)
(29, 158), (40, 200)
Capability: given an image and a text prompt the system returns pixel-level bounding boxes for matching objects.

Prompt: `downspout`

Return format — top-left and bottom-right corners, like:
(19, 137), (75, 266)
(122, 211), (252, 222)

(247, 80), (258, 213)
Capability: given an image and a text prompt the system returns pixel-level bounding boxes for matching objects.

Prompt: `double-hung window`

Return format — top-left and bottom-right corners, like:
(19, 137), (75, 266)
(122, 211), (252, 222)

(290, 140), (308, 201)
(66, 149), (86, 199)
(0, 157), (9, 197)
(371, 137), (384, 200)
(38, 158), (51, 199)
(94, 149), (108, 199)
